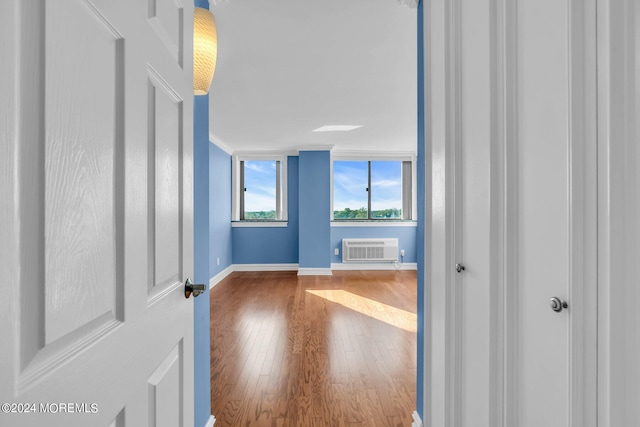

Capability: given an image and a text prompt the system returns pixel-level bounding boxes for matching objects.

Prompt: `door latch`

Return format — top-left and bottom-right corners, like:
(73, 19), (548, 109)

(184, 278), (207, 299)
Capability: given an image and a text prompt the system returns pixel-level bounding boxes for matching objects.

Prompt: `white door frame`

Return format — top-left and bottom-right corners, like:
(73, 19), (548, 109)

(596, 0), (640, 426)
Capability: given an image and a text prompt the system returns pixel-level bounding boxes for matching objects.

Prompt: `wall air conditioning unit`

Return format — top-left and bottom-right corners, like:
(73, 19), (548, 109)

(342, 238), (399, 262)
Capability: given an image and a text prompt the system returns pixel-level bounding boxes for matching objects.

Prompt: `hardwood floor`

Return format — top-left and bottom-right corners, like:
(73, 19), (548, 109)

(210, 270), (417, 427)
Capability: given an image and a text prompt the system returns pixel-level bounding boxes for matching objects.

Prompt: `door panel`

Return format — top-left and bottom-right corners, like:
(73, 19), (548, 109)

(148, 69), (185, 295)
(44, 0), (125, 347)
(516, 1), (570, 425)
(0, 1), (194, 426)
(458, 0), (492, 425)
(148, 343), (183, 427)
(149, 0), (185, 66)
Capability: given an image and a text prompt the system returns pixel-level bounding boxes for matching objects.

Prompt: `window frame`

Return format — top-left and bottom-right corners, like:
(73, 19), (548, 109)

(232, 153), (288, 223)
(331, 153), (417, 222)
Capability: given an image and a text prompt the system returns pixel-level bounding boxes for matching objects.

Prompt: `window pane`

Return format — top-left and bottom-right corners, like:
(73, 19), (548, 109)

(333, 161), (368, 219)
(370, 161), (402, 219)
(244, 160), (276, 219)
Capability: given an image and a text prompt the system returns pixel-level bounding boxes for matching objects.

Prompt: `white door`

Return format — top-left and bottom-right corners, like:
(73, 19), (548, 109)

(424, 0), (597, 426)
(505, 1), (597, 426)
(455, 0), (493, 425)
(0, 1), (195, 426)
(509, 1), (573, 424)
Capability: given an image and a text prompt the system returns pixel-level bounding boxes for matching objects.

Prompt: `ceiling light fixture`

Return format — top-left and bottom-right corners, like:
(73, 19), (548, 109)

(312, 125), (362, 132)
(397, 0), (419, 8)
(193, 7), (218, 95)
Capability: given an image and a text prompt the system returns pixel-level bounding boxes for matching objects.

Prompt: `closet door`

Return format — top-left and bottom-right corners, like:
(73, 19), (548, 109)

(425, 0), (597, 426)
(504, 1), (597, 425)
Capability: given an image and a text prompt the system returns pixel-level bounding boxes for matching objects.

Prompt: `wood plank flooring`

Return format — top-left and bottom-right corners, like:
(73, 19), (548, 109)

(210, 270), (417, 427)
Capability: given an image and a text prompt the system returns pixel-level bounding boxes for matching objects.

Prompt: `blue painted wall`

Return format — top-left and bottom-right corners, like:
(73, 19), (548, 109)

(232, 156), (299, 264)
(193, 2), (211, 425)
(416, 0), (425, 419)
(232, 154), (417, 270)
(330, 226), (417, 264)
(298, 151), (331, 269)
(209, 143), (232, 276)
(193, 95), (211, 427)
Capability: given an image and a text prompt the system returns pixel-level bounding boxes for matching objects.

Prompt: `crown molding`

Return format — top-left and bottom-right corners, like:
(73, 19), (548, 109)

(232, 149), (297, 157)
(209, 133), (234, 155)
(331, 149), (416, 158)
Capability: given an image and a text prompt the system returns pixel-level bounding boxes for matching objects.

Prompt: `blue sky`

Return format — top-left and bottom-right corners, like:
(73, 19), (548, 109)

(333, 161), (402, 211)
(243, 160), (277, 212)
(243, 160), (403, 213)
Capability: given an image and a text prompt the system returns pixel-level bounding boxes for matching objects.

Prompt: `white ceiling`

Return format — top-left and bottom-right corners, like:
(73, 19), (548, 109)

(208, 0), (417, 154)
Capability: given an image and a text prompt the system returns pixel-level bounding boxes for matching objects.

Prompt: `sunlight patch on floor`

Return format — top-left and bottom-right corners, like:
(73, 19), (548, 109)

(306, 289), (417, 332)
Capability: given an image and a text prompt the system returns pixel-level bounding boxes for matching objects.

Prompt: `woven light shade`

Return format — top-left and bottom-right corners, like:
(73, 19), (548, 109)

(193, 7), (217, 95)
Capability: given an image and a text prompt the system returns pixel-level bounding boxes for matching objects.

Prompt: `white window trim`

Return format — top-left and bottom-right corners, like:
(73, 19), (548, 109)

(232, 153), (288, 222)
(231, 221), (288, 228)
(330, 220), (418, 227)
(330, 152), (417, 221)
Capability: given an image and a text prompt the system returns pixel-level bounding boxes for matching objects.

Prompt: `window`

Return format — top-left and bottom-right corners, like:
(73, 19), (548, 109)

(241, 160), (280, 219)
(333, 159), (413, 220)
(232, 154), (287, 222)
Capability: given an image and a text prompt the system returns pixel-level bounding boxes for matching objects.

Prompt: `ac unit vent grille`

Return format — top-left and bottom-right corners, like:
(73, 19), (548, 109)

(342, 238), (398, 262)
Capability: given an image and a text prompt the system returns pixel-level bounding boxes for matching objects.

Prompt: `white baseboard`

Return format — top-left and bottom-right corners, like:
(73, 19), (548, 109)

(209, 263), (416, 284)
(297, 268), (333, 276)
(412, 411), (423, 427)
(204, 414), (216, 427)
(233, 263), (299, 272)
(331, 262), (417, 271)
(209, 265), (234, 289)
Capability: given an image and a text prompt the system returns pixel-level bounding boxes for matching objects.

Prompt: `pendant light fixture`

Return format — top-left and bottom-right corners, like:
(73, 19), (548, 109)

(193, 7), (218, 95)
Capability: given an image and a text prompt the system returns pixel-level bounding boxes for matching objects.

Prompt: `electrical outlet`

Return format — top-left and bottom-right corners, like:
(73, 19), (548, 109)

(334, 248), (340, 255)
(400, 249), (405, 257)
(216, 257), (220, 266)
